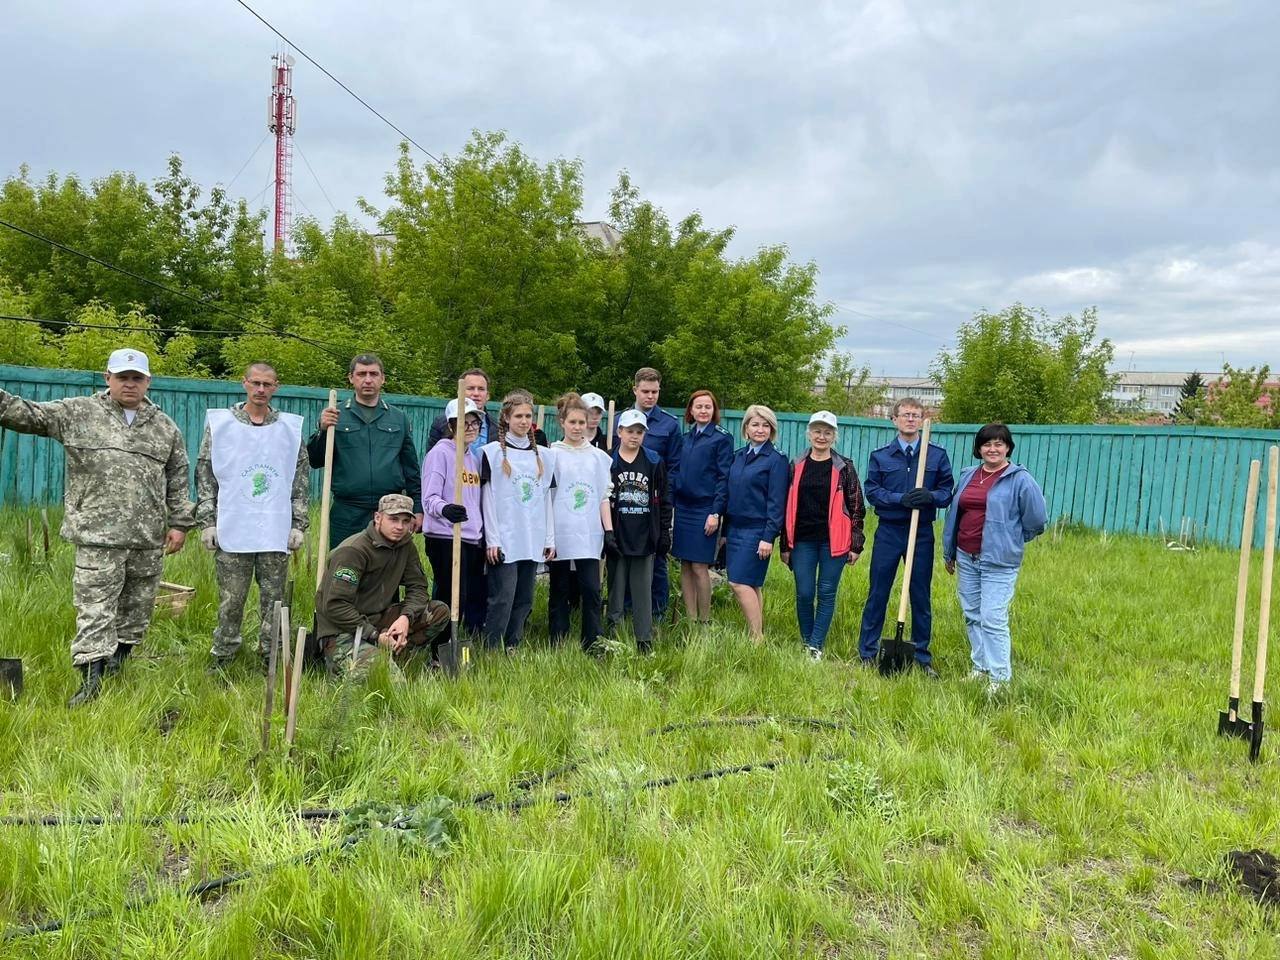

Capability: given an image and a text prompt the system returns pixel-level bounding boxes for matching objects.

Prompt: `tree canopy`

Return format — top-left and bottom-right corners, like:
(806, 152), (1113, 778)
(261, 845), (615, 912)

(0, 134), (845, 410)
(931, 304), (1117, 424)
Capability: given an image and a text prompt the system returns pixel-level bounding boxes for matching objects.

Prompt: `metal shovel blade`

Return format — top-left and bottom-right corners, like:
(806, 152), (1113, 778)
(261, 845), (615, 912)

(878, 622), (914, 676)
(0, 658), (22, 701)
(438, 623), (471, 678)
(1249, 701), (1265, 763)
(1218, 696), (1252, 739)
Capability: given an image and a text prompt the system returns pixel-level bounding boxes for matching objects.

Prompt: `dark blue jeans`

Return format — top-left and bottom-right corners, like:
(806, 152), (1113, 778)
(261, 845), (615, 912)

(789, 540), (848, 651)
(858, 521), (935, 664)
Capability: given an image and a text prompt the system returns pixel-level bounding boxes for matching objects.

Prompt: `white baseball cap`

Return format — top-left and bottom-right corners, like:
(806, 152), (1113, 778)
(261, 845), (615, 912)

(106, 348), (151, 376)
(618, 409), (648, 430)
(445, 397), (481, 419)
(808, 410), (838, 430)
(581, 392), (607, 412)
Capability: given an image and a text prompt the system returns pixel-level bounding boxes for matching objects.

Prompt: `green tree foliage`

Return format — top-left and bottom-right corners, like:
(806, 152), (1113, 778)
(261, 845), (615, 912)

(0, 136), (842, 410)
(817, 352), (886, 417)
(0, 157), (266, 372)
(932, 304), (1117, 424)
(1198, 365), (1280, 429)
(1173, 370), (1205, 423)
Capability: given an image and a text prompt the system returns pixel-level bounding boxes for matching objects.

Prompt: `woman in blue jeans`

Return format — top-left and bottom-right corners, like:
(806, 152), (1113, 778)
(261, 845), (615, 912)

(942, 422), (1047, 694)
(779, 411), (866, 660)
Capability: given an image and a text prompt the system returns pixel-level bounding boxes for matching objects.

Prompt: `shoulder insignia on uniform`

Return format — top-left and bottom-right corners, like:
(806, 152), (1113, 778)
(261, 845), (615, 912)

(333, 566), (360, 585)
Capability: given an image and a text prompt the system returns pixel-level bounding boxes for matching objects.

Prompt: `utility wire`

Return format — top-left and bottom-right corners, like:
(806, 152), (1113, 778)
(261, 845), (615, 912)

(224, 133), (271, 190)
(295, 141), (338, 215)
(0, 313), (247, 338)
(0, 218), (346, 360)
(233, 0), (444, 165)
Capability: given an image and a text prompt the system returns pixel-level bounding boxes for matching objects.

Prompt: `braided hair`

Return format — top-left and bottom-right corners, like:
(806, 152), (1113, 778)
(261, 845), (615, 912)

(498, 389), (542, 479)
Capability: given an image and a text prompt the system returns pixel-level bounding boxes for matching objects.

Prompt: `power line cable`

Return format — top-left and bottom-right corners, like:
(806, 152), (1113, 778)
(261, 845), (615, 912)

(224, 133), (271, 190)
(0, 313), (247, 338)
(233, 0), (444, 165)
(295, 141), (338, 215)
(832, 303), (948, 344)
(0, 218), (345, 360)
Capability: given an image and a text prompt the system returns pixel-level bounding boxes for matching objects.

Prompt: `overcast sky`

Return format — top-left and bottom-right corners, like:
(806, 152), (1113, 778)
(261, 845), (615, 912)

(7, 0), (1279, 376)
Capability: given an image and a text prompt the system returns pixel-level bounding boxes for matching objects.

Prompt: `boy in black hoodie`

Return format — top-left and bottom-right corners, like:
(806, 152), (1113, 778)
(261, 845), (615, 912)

(607, 410), (673, 652)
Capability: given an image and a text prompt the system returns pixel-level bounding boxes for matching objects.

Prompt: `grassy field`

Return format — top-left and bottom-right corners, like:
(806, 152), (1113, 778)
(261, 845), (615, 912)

(0, 506), (1277, 958)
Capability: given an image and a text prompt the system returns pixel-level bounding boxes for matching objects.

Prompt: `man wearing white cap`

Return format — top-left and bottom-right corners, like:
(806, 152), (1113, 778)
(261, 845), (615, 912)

(0, 348), (194, 705)
(582, 392), (609, 451)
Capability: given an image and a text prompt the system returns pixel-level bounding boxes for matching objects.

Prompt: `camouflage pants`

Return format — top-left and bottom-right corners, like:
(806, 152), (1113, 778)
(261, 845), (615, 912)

(71, 545), (164, 666)
(320, 601), (450, 679)
(212, 550), (290, 658)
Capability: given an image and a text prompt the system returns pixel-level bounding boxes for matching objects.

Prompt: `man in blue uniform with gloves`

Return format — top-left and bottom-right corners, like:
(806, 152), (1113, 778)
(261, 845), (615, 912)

(858, 397), (954, 677)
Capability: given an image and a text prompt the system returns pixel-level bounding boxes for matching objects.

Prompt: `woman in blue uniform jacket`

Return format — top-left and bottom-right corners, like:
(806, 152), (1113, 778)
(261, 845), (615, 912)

(671, 389), (734, 624)
(724, 404), (789, 638)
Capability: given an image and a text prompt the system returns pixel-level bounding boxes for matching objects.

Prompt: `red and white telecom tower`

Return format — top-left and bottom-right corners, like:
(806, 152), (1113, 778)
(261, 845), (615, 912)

(267, 53), (297, 254)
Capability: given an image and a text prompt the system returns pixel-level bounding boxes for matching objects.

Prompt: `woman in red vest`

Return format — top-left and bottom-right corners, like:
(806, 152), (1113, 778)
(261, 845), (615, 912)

(779, 411), (866, 660)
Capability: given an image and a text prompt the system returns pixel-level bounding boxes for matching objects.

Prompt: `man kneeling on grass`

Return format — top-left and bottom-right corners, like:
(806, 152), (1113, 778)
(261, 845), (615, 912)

(314, 494), (449, 678)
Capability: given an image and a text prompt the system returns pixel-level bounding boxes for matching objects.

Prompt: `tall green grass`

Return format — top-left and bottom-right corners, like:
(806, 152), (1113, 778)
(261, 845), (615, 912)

(0, 507), (1277, 958)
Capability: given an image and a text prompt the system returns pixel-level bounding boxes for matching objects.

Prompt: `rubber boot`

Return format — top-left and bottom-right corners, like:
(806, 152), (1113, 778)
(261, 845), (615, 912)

(67, 659), (107, 708)
(104, 642), (135, 678)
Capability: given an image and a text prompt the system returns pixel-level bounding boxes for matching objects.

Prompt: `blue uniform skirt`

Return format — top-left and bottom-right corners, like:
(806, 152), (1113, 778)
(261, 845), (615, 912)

(672, 504), (718, 563)
(725, 523), (770, 587)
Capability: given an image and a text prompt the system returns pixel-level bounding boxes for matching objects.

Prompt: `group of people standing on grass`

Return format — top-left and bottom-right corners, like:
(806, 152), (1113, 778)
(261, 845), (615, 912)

(0, 347), (1048, 706)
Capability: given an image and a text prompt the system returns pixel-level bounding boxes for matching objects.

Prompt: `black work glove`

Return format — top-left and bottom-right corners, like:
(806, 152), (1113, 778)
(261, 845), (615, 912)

(603, 530), (619, 555)
(901, 488), (933, 509)
(441, 504), (468, 524)
(657, 534), (671, 557)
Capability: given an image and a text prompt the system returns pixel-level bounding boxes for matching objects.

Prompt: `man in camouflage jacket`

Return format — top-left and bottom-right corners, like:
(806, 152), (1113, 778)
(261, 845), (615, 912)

(0, 349), (194, 705)
(195, 362), (310, 670)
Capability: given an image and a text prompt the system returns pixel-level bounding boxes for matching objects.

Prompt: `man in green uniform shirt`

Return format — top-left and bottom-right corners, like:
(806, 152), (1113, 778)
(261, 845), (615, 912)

(307, 353), (423, 548)
(314, 493), (449, 677)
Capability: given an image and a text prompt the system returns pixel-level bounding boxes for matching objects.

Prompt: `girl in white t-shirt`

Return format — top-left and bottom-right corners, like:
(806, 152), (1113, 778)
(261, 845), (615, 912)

(480, 389), (555, 653)
(549, 392), (615, 652)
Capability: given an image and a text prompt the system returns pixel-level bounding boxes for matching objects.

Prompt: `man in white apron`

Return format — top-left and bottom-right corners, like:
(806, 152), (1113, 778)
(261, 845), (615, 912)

(196, 362), (310, 669)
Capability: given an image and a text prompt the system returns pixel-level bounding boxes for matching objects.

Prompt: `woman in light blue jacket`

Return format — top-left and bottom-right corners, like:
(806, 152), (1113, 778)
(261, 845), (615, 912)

(942, 423), (1047, 693)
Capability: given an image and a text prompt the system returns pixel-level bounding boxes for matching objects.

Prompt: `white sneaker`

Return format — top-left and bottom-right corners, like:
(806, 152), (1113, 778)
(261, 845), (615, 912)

(986, 679), (1009, 698)
(807, 647), (823, 662)
(965, 669), (988, 682)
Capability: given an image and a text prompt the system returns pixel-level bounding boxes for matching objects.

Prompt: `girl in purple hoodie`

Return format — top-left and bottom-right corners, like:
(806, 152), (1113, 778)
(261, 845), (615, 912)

(421, 398), (485, 634)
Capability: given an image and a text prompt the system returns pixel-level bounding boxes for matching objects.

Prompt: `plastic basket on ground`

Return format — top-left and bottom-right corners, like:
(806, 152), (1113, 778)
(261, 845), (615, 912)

(154, 581), (195, 617)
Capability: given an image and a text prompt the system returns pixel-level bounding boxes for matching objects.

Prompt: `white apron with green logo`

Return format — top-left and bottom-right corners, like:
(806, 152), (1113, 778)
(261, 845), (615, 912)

(207, 409), (303, 553)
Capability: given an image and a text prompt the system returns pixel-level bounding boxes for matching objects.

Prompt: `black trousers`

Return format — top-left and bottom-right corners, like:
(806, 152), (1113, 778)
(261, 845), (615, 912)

(423, 535), (487, 635)
(548, 558), (603, 649)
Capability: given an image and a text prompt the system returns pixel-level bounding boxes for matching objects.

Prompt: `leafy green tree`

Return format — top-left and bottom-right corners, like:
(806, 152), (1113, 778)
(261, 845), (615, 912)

(932, 304), (1117, 424)
(374, 133), (591, 399)
(0, 280), (57, 367)
(53, 300), (206, 377)
(660, 247), (837, 410)
(1199, 365), (1280, 429)
(1173, 370), (1205, 423)
(817, 353), (886, 416)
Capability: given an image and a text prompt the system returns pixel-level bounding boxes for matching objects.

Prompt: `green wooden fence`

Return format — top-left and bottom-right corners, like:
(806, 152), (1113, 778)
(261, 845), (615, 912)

(2, 363), (1278, 547)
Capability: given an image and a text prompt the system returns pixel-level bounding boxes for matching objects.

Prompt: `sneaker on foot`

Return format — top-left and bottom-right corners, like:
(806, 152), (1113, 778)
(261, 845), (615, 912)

(964, 669), (988, 682)
(919, 663), (940, 680)
(807, 647), (823, 661)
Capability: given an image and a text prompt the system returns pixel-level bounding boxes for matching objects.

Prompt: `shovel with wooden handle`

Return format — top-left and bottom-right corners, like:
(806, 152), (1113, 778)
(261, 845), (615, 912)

(1248, 445), (1278, 762)
(440, 378), (472, 677)
(879, 418), (932, 676)
(1220, 458), (1260, 739)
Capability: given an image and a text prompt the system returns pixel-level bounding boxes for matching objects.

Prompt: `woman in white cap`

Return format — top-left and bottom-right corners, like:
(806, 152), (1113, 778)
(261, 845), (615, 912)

(779, 411), (866, 660)
(421, 397), (485, 635)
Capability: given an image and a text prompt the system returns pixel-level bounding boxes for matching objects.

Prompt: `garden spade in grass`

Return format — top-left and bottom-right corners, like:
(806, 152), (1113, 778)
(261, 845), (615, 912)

(879, 417), (932, 677)
(1245, 446), (1277, 762)
(1219, 458), (1260, 739)
(439, 378), (472, 678)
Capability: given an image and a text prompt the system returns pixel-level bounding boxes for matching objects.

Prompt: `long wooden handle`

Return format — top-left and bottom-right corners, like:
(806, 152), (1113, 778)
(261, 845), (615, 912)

(284, 626), (307, 746)
(606, 400), (615, 452)
(262, 600), (281, 752)
(1230, 460), (1261, 709)
(537, 404), (546, 434)
(895, 419), (932, 624)
(451, 379), (467, 623)
(1252, 446), (1278, 704)
(315, 388), (338, 591)
(279, 605), (292, 708)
